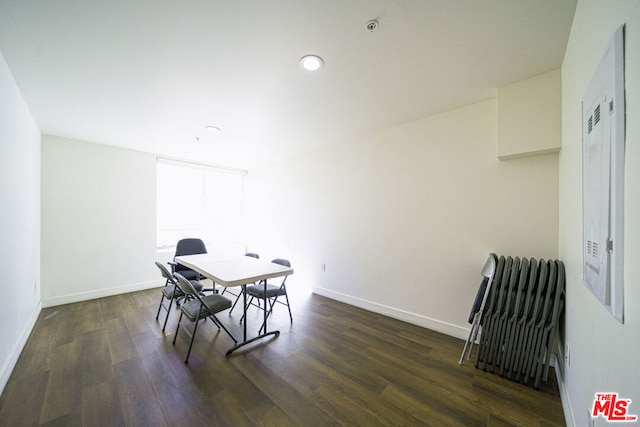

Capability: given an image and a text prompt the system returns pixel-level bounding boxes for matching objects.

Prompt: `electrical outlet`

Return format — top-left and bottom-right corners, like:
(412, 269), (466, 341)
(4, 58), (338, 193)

(565, 344), (571, 367)
(321, 263), (326, 272)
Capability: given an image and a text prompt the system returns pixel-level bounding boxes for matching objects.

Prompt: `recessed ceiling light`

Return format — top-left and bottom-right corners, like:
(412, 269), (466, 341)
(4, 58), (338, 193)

(299, 54), (324, 71)
(204, 125), (221, 133)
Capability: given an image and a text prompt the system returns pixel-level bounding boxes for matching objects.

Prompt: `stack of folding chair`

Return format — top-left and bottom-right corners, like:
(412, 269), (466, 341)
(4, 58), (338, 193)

(459, 253), (565, 390)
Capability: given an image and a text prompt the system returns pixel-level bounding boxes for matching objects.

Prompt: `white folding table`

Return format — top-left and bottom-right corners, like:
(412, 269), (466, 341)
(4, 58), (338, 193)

(174, 253), (294, 355)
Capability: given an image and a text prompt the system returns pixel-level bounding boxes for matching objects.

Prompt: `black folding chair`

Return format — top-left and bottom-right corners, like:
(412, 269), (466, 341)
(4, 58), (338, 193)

(155, 261), (203, 332)
(244, 258), (293, 334)
(172, 273), (236, 363)
(169, 238), (207, 281)
(459, 253), (497, 365)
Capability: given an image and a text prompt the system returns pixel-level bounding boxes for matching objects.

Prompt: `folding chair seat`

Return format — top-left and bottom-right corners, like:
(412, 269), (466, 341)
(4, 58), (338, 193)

(172, 273), (236, 363)
(155, 261), (204, 332)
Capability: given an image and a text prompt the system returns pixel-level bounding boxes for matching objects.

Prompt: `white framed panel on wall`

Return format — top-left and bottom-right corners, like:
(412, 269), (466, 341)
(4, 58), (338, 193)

(582, 25), (625, 323)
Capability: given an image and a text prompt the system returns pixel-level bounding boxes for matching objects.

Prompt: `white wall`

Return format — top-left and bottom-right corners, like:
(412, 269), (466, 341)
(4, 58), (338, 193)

(0, 52), (41, 394)
(560, 1), (640, 426)
(41, 136), (161, 306)
(246, 98), (559, 338)
(497, 69), (562, 159)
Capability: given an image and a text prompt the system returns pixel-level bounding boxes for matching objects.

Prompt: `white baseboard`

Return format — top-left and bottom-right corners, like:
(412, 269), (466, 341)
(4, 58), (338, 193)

(42, 279), (162, 308)
(555, 347), (575, 427)
(312, 287), (470, 340)
(0, 300), (42, 396)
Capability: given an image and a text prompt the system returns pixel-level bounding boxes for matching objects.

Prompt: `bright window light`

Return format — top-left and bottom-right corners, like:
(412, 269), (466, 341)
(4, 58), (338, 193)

(156, 159), (246, 253)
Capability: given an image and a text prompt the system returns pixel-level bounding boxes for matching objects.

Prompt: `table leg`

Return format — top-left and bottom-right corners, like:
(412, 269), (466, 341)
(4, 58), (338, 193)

(242, 284), (247, 341)
(226, 279), (280, 355)
(263, 279), (268, 334)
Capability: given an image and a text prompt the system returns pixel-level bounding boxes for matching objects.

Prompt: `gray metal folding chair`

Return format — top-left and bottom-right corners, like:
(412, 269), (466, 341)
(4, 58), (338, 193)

(475, 255), (506, 368)
(169, 238), (208, 281)
(172, 273), (236, 363)
(490, 256), (520, 373)
(155, 261), (203, 332)
(463, 254), (567, 389)
(536, 260), (565, 388)
(524, 260), (557, 385)
(244, 258), (293, 333)
(483, 256), (513, 371)
(500, 257), (531, 377)
(509, 258), (542, 379)
(514, 259), (548, 382)
(459, 253), (497, 365)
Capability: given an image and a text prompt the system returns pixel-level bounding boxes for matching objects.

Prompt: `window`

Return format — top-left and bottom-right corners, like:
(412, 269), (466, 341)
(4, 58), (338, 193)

(156, 158), (247, 253)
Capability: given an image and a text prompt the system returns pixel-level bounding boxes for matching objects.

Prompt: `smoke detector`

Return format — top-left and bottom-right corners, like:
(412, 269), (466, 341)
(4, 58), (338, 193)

(366, 19), (379, 32)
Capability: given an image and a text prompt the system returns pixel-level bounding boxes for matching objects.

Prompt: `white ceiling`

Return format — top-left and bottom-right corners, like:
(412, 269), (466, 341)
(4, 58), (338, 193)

(0, 0), (577, 169)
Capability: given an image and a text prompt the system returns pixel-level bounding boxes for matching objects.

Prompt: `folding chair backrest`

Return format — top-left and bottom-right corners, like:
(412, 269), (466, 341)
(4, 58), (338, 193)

(175, 238), (207, 257)
(511, 258), (530, 318)
(467, 254), (497, 323)
(484, 256), (506, 319)
(173, 238), (207, 275)
(174, 272), (198, 297)
(536, 261), (557, 327)
(272, 258), (291, 268)
(529, 260), (551, 325)
(549, 261), (565, 327)
(156, 261), (177, 285)
(503, 257), (521, 317)
(271, 258), (291, 284)
(519, 259), (542, 323)
(175, 272), (217, 312)
(481, 253), (497, 281)
(494, 257), (514, 317)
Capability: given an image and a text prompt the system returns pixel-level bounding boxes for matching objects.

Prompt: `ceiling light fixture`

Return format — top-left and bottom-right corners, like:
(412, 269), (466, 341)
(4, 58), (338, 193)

(299, 54), (324, 71)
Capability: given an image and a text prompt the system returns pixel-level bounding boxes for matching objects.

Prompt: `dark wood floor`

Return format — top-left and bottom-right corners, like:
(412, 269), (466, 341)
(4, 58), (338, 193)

(0, 286), (565, 426)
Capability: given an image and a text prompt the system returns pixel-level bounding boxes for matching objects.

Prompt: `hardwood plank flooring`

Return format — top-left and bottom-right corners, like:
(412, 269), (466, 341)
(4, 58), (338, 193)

(0, 288), (565, 426)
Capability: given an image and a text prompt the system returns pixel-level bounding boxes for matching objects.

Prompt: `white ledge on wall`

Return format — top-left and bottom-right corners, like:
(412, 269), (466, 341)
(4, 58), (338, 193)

(496, 69), (562, 161)
(497, 146), (561, 161)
